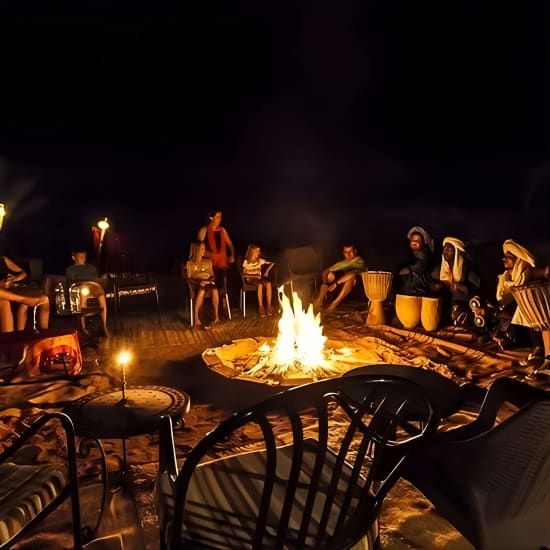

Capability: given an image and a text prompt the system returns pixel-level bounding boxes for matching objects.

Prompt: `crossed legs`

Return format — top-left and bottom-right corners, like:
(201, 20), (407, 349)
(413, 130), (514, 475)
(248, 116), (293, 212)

(315, 270), (356, 311)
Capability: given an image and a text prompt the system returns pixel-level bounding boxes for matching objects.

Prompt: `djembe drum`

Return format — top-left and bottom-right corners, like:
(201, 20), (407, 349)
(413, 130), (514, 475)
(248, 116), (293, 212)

(361, 271), (393, 325)
(420, 296), (442, 332)
(511, 281), (550, 369)
(395, 294), (422, 330)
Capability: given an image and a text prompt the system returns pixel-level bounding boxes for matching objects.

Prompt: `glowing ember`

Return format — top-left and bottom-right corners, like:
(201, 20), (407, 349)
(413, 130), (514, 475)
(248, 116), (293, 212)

(245, 288), (345, 380)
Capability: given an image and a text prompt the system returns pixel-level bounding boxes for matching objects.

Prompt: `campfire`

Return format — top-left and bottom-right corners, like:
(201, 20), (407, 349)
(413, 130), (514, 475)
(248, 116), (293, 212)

(203, 287), (378, 385)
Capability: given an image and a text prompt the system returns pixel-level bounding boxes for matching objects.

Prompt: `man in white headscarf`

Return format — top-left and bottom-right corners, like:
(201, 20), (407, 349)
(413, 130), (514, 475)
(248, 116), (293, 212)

(432, 236), (481, 325)
(496, 239), (535, 325)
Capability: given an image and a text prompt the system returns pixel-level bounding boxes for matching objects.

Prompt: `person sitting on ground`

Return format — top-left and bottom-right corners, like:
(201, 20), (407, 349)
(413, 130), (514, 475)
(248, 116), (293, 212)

(314, 244), (365, 312)
(470, 239), (543, 354)
(65, 248), (109, 336)
(185, 241), (220, 329)
(0, 254), (49, 332)
(242, 244), (275, 316)
(394, 225), (437, 297)
(430, 236), (481, 326)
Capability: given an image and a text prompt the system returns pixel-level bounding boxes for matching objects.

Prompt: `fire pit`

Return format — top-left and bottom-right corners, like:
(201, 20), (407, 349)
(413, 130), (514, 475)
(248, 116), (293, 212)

(203, 288), (401, 386)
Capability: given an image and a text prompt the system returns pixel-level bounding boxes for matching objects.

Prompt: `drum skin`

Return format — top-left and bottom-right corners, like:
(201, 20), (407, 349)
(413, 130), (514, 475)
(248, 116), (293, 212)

(361, 271), (393, 301)
(395, 294), (422, 329)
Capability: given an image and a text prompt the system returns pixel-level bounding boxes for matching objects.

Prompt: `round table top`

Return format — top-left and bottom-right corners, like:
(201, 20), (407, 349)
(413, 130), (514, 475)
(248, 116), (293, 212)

(64, 385), (191, 438)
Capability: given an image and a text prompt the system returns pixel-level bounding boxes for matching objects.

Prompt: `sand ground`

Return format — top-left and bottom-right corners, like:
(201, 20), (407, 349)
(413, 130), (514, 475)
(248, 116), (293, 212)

(1, 300), (548, 549)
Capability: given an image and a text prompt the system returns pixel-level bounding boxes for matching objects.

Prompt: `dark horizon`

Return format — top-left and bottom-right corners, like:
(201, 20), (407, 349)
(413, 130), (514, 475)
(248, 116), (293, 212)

(0, 2), (547, 273)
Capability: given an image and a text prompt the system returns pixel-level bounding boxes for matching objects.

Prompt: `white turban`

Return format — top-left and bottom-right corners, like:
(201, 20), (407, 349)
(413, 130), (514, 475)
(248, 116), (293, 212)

(503, 239), (535, 268)
(440, 237), (465, 284)
(407, 226), (435, 253)
(496, 239), (536, 314)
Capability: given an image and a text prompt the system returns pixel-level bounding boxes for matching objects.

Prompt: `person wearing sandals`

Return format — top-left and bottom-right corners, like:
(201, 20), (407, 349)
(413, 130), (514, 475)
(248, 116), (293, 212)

(242, 244), (275, 316)
(0, 255), (49, 332)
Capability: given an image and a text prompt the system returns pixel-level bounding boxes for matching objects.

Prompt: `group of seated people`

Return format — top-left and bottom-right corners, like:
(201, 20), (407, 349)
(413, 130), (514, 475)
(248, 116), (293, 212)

(317, 225), (550, 369)
(187, 213), (549, 369)
(0, 248), (109, 336)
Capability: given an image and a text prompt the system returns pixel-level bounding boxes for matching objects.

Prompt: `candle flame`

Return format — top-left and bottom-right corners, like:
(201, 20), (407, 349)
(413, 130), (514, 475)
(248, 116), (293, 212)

(116, 350), (132, 368)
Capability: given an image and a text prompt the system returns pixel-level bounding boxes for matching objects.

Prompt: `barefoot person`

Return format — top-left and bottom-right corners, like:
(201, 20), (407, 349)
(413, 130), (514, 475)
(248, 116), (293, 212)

(0, 255), (49, 332)
(315, 244), (365, 312)
(242, 244), (275, 316)
(185, 241), (220, 329)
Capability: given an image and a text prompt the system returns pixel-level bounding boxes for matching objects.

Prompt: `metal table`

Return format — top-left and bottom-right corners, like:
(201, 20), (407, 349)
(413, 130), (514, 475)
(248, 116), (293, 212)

(64, 385), (190, 537)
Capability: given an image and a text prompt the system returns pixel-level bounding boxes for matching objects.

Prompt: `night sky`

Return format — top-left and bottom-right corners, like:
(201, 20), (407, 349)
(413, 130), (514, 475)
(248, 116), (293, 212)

(0, 2), (547, 273)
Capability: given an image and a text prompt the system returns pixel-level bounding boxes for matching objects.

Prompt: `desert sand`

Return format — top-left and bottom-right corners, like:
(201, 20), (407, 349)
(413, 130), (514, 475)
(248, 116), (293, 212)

(1, 302), (548, 550)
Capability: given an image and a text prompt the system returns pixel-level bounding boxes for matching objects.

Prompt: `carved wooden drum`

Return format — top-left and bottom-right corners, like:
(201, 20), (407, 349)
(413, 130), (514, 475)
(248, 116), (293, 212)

(511, 281), (550, 331)
(421, 296), (442, 332)
(361, 271), (393, 325)
(395, 294), (422, 330)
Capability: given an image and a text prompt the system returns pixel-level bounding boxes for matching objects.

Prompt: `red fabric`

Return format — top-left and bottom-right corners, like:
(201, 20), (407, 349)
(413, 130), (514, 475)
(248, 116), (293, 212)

(206, 226), (229, 269)
(14, 332), (82, 378)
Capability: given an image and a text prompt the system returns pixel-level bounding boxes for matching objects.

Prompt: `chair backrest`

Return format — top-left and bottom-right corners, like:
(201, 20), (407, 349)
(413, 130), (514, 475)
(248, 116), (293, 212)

(343, 364), (465, 421)
(0, 412), (82, 549)
(236, 255), (258, 292)
(115, 272), (157, 292)
(281, 245), (322, 278)
(158, 375), (438, 550)
(68, 281), (105, 308)
(402, 377), (550, 550)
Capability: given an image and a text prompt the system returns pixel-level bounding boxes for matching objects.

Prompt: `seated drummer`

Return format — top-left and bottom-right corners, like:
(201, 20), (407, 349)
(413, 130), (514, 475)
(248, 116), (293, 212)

(430, 237), (481, 326)
(313, 243), (365, 312)
(471, 239), (549, 365)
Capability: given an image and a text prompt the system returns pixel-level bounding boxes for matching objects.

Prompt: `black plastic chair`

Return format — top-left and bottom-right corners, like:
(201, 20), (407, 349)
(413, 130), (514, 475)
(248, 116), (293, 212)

(280, 245), (322, 301)
(402, 376), (550, 550)
(0, 412), (82, 549)
(155, 374), (439, 550)
(342, 364), (465, 422)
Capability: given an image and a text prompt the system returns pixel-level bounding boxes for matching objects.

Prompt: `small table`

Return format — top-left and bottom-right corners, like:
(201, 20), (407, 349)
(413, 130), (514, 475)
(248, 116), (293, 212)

(64, 385), (190, 536)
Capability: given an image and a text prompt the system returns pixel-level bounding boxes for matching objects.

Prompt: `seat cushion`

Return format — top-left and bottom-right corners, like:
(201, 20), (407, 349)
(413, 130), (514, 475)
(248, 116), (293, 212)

(0, 462), (68, 545)
(174, 441), (376, 549)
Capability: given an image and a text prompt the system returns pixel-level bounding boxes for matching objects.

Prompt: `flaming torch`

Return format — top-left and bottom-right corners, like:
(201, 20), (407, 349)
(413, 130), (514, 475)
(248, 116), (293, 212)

(93, 217), (110, 271)
(0, 203), (5, 231)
